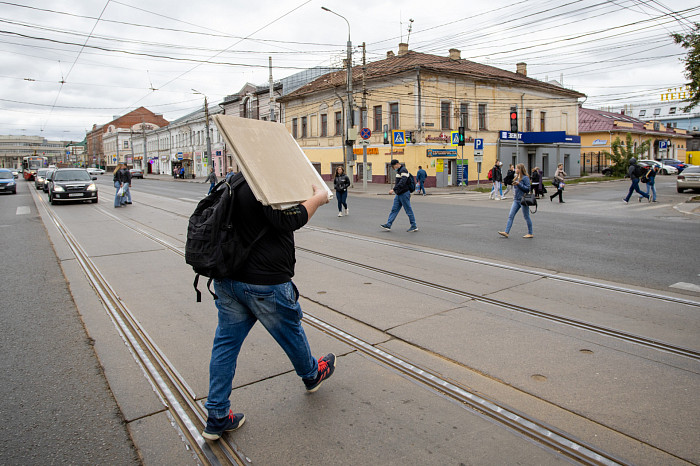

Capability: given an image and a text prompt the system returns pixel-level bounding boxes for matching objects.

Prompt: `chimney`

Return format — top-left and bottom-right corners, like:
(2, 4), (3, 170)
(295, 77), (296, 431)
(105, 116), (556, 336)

(516, 62), (527, 76)
(387, 50), (395, 58)
(398, 43), (409, 56)
(449, 49), (461, 60)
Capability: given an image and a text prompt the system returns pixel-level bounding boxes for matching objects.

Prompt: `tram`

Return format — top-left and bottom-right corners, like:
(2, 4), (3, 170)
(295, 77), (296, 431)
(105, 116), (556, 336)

(22, 156), (48, 181)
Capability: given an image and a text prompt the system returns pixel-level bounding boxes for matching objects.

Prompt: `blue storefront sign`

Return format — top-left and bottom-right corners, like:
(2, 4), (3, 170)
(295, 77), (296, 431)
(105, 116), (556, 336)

(499, 131), (580, 144)
(427, 149), (458, 157)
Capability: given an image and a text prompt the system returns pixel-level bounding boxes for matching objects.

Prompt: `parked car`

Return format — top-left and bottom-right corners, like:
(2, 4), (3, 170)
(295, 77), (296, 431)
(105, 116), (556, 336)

(0, 168), (17, 194)
(660, 158), (688, 173)
(677, 165), (700, 193)
(638, 159), (677, 175)
(47, 168), (98, 204)
(43, 168), (55, 194)
(87, 167), (105, 175)
(34, 168), (49, 190)
(129, 168), (144, 179)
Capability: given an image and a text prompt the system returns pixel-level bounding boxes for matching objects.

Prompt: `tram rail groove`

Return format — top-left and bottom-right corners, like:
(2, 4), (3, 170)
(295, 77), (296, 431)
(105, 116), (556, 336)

(297, 247), (700, 362)
(32, 191), (249, 465)
(304, 226), (700, 308)
(91, 204), (633, 464)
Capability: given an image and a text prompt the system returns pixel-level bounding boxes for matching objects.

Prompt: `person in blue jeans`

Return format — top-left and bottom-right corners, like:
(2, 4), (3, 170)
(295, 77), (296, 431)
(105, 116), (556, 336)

(381, 159), (418, 232)
(333, 165), (350, 216)
(416, 165), (427, 195)
(112, 164), (128, 208)
(202, 177), (336, 441)
(639, 164), (659, 202)
(205, 167), (218, 195)
(498, 163), (533, 238)
(623, 158), (650, 203)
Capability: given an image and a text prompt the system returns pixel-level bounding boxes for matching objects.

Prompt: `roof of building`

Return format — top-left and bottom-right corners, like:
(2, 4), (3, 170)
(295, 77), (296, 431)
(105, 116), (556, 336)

(579, 107), (690, 138)
(280, 49), (586, 101)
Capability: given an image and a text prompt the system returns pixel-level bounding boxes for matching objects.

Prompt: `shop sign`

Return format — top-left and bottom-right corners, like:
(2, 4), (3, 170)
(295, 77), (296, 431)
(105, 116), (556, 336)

(425, 132), (450, 143)
(427, 149), (458, 157)
(592, 139), (608, 145)
(353, 148), (378, 155)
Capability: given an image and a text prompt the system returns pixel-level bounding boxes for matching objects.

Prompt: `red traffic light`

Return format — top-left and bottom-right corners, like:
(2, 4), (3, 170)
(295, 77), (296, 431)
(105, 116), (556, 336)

(510, 112), (517, 120)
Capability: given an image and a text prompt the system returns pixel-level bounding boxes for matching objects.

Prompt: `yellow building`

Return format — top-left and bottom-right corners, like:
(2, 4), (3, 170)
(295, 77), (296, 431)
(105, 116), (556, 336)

(278, 44), (585, 186)
(579, 107), (690, 173)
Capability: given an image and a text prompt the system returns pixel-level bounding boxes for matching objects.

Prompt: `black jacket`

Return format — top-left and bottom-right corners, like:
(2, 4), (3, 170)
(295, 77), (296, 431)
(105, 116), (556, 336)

(333, 174), (350, 192)
(503, 169), (515, 185)
(113, 169), (128, 184)
(393, 165), (410, 195)
(229, 177), (309, 285)
(493, 165), (503, 182)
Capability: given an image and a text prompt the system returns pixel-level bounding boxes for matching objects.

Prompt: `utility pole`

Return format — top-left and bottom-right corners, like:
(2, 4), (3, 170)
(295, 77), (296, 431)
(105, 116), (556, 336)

(361, 42), (367, 192)
(269, 57), (276, 122)
(204, 96), (212, 177)
(142, 117), (146, 171)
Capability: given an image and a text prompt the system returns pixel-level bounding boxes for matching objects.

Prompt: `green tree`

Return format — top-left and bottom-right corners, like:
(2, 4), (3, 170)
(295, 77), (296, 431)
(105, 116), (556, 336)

(602, 133), (651, 177)
(672, 23), (700, 111)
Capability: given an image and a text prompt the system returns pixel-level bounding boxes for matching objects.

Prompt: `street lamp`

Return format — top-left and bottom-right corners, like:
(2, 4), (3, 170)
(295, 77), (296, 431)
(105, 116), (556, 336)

(192, 89), (215, 176)
(322, 6), (354, 182)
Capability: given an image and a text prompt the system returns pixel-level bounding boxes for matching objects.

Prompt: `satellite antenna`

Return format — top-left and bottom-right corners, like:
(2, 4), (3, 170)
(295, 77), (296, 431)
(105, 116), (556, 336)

(407, 19), (414, 46)
(147, 70), (158, 91)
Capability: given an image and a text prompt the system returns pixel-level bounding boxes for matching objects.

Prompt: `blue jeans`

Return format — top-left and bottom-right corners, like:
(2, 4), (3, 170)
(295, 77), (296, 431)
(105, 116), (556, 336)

(418, 180), (426, 195)
(386, 191), (416, 228)
(336, 190), (348, 211)
(205, 279), (318, 419)
(123, 182), (131, 203)
(208, 182), (215, 195)
(113, 181), (125, 207)
(625, 179), (648, 201)
(505, 199), (533, 235)
(491, 181), (502, 197)
(643, 180), (656, 201)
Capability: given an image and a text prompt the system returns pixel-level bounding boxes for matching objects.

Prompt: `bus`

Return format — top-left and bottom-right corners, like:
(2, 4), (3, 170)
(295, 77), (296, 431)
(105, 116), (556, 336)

(22, 156), (48, 181)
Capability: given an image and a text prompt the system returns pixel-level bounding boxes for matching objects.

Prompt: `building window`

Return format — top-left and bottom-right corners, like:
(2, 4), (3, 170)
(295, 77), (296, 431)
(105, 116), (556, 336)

(653, 108), (661, 115)
(669, 107), (676, 114)
(373, 106), (382, 132)
(478, 104), (487, 130)
(123, 140), (129, 149)
(526, 109), (532, 132)
(441, 101), (451, 130)
(390, 103), (399, 129)
(540, 112), (546, 131)
(301, 117), (307, 138)
(335, 111), (342, 136)
(639, 110), (646, 117)
(292, 118), (298, 139)
(460, 103), (469, 129)
(321, 114), (327, 137)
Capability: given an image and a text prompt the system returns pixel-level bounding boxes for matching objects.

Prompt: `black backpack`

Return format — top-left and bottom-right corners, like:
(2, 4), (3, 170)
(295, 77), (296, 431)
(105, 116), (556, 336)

(633, 164), (646, 180)
(407, 172), (416, 193)
(185, 173), (267, 301)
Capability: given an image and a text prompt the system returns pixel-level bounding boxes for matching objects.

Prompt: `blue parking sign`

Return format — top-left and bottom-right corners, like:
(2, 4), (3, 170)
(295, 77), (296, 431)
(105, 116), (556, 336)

(474, 138), (484, 150)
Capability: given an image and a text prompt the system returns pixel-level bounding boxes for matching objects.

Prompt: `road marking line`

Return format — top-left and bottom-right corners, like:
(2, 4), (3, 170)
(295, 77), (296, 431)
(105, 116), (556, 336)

(178, 197), (199, 203)
(670, 282), (700, 293)
(16, 206), (30, 215)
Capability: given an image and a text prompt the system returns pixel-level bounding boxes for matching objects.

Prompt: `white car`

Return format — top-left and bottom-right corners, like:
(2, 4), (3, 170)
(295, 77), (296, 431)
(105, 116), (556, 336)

(86, 167), (105, 175)
(637, 160), (677, 175)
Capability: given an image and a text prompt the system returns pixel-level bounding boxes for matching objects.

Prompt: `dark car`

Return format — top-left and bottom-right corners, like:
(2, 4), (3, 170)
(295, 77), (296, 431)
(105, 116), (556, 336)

(43, 169), (56, 194)
(0, 168), (17, 194)
(660, 159), (688, 173)
(34, 168), (49, 190)
(47, 168), (98, 205)
(129, 168), (144, 179)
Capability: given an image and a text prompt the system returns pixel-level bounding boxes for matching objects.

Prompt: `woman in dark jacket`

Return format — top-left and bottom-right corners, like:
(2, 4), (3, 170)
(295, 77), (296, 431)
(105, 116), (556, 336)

(333, 166), (351, 217)
(112, 164), (128, 208)
(530, 167), (541, 198)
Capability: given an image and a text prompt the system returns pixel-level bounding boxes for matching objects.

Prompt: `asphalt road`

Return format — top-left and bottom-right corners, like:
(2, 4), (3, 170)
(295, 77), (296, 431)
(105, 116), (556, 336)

(0, 181), (139, 464)
(94, 175), (700, 296)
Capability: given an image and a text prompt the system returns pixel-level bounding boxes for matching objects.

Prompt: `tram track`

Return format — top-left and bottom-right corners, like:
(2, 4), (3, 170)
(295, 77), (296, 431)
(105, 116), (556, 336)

(87, 205), (643, 465)
(31, 190), (250, 466)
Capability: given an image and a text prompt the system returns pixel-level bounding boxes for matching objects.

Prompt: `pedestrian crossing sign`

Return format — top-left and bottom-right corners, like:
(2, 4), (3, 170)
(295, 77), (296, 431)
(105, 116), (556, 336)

(392, 130), (406, 146)
(451, 131), (460, 146)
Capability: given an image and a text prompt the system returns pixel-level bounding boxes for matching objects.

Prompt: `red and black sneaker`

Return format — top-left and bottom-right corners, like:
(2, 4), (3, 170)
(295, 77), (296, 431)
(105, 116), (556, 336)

(303, 353), (336, 393)
(202, 410), (245, 441)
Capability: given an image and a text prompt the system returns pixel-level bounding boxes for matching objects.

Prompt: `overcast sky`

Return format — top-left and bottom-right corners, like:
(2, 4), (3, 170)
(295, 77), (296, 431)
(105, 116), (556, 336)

(0, 0), (697, 141)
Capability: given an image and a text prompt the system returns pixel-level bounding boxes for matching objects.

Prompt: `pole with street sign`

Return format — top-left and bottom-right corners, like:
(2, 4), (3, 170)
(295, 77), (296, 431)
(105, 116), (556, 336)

(474, 138), (484, 186)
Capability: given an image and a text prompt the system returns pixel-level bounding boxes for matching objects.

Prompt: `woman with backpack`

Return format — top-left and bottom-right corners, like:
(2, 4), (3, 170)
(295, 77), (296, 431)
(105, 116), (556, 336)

(549, 163), (567, 203)
(333, 165), (351, 216)
(498, 163), (533, 239)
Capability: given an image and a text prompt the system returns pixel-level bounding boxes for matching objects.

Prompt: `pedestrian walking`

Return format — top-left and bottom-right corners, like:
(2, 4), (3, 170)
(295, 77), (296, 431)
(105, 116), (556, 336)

(202, 178), (336, 441)
(549, 163), (567, 203)
(225, 167), (235, 182)
(489, 161), (503, 200)
(123, 166), (132, 204)
(206, 168), (218, 195)
(623, 157), (650, 203)
(179, 166), (185, 179)
(530, 167), (541, 198)
(333, 166), (351, 216)
(416, 166), (427, 195)
(112, 164), (128, 208)
(380, 159), (418, 232)
(639, 164), (659, 202)
(173, 167), (178, 179)
(498, 163), (534, 239)
(502, 164), (515, 198)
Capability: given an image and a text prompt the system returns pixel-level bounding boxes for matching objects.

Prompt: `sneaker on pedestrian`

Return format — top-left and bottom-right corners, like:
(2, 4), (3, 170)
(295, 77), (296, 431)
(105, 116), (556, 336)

(647, 196), (652, 203)
(304, 353), (336, 393)
(622, 198), (628, 203)
(380, 224), (391, 231)
(498, 231), (509, 238)
(202, 410), (245, 441)
(495, 196), (501, 200)
(638, 197), (642, 203)
(407, 226), (419, 232)
(523, 234), (534, 238)
(338, 211), (343, 217)
(344, 207), (349, 215)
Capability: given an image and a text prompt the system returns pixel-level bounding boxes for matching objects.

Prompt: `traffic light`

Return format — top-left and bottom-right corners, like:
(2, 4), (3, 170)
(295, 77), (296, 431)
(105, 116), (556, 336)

(510, 107), (518, 132)
(458, 126), (465, 146)
(383, 124), (389, 144)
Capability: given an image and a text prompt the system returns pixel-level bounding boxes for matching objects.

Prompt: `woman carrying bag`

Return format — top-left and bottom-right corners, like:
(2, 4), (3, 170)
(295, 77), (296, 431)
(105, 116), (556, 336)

(333, 166), (351, 217)
(113, 164), (128, 208)
(498, 163), (534, 239)
(550, 163), (567, 203)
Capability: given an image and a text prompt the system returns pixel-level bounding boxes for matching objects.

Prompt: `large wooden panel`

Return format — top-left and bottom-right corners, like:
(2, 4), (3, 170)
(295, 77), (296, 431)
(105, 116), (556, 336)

(214, 115), (331, 209)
